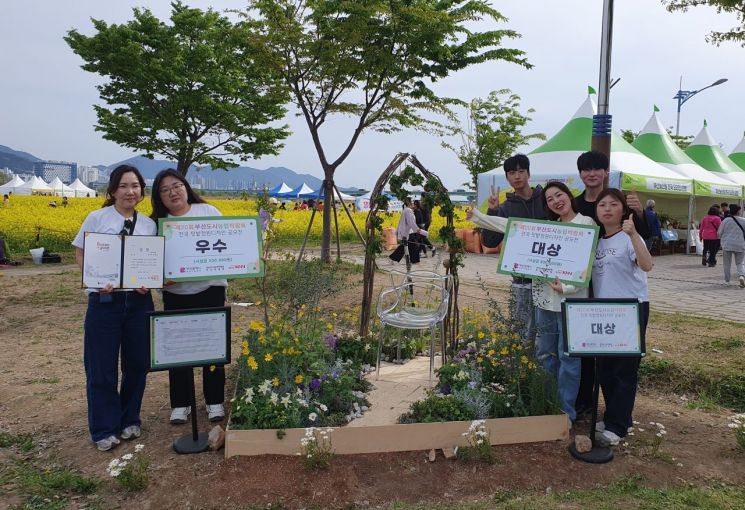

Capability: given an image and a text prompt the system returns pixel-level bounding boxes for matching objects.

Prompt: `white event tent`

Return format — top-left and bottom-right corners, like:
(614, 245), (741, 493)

(0, 175), (25, 194)
(48, 177), (76, 197)
(476, 92), (693, 222)
(15, 176), (53, 196)
(68, 178), (96, 197)
(685, 124), (745, 187)
(730, 135), (745, 172)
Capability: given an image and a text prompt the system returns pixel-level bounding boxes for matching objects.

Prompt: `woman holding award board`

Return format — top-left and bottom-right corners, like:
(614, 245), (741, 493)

(150, 169), (228, 425)
(72, 165), (157, 451)
(591, 188), (652, 447)
(467, 182), (595, 423)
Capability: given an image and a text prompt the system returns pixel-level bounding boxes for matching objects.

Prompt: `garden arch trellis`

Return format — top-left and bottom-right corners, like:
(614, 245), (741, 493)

(359, 153), (463, 357)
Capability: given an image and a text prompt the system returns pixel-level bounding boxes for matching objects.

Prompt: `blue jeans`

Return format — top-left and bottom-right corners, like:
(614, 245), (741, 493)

(84, 291), (153, 442)
(535, 308), (580, 421)
(510, 284), (535, 347)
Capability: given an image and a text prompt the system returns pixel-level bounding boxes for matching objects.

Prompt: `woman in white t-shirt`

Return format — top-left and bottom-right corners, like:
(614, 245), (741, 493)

(592, 188), (652, 447)
(72, 165), (157, 451)
(150, 169), (228, 425)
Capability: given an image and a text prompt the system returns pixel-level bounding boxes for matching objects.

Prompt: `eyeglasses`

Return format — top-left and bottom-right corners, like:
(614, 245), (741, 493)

(159, 182), (185, 195)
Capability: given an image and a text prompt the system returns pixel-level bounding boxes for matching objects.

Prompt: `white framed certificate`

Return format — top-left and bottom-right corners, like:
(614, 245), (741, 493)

(159, 216), (263, 282)
(147, 307), (231, 371)
(82, 233), (164, 289)
(561, 299), (645, 357)
(497, 218), (599, 287)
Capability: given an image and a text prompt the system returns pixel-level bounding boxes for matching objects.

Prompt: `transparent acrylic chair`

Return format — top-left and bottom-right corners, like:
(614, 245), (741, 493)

(375, 269), (452, 385)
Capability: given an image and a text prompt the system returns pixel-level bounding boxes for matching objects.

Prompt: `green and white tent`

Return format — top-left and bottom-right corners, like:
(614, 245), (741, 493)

(476, 93), (693, 218)
(633, 112), (742, 200)
(685, 124), (745, 187)
(729, 135), (745, 172)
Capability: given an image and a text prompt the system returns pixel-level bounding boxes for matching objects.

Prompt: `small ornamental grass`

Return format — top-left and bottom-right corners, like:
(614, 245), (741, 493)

(299, 427), (334, 470)
(106, 443), (148, 491)
(458, 419), (495, 464)
(728, 413), (745, 449)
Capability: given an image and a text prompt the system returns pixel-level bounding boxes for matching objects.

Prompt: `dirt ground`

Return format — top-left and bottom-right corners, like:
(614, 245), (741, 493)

(1, 264), (744, 509)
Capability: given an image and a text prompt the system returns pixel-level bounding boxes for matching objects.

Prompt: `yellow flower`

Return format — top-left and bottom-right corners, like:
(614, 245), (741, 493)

(477, 331), (485, 340)
(520, 355), (529, 365)
(271, 377), (280, 387)
(209, 365), (216, 372)
(499, 347), (509, 357)
(332, 312), (338, 318)
(241, 346), (250, 356)
(476, 357), (483, 363)
(487, 349), (496, 356)
(264, 353), (273, 362)
(233, 326), (241, 333)
(259, 335), (267, 345)
(294, 374), (304, 384)
(249, 320), (265, 333)
(491, 360), (497, 367)
(272, 330), (280, 338)
(247, 356), (258, 370)
(528, 362), (537, 370)
(326, 323), (334, 331)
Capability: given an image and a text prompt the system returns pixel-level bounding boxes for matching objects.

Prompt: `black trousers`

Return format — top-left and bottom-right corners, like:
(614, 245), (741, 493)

(389, 238), (421, 264)
(703, 239), (720, 266)
(162, 286), (226, 407)
(600, 301), (649, 437)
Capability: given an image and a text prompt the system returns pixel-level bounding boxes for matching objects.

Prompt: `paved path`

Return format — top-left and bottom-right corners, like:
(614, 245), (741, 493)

(3, 250), (742, 323)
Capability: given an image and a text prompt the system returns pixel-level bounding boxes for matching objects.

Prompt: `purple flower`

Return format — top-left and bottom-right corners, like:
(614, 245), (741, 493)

(440, 384), (452, 395)
(310, 378), (322, 391)
(324, 333), (339, 351)
(467, 381), (478, 390)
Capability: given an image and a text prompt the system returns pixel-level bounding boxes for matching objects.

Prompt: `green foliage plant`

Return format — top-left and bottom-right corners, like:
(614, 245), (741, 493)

(65, 2), (289, 175)
(106, 444), (148, 491)
(663, 1), (745, 47)
(242, 0), (530, 262)
(300, 427), (334, 470)
(443, 89), (545, 190)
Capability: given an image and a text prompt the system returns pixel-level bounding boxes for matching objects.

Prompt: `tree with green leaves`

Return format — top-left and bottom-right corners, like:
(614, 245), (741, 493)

(243, 0), (530, 262)
(663, 1), (745, 46)
(65, 2), (289, 176)
(443, 90), (544, 190)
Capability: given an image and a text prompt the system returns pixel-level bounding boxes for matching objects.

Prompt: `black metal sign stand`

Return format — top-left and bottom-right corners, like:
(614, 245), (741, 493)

(173, 368), (209, 454)
(567, 357), (613, 463)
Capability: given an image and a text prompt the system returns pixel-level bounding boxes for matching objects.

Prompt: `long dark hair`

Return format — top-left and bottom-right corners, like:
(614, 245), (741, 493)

(103, 165), (147, 208)
(596, 188), (631, 228)
(150, 168), (207, 219)
(541, 181), (577, 221)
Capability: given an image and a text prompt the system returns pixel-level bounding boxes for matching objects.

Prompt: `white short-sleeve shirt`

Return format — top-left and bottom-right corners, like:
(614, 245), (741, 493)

(73, 205), (157, 293)
(161, 203), (229, 296)
(592, 231), (649, 301)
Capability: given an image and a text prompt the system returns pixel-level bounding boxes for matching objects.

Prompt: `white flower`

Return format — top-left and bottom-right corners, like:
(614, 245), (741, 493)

(269, 392), (279, 405)
(122, 453), (133, 461)
(258, 380), (272, 395)
(108, 459), (120, 469)
(281, 394), (292, 407)
(309, 412), (318, 422)
(134, 444), (144, 452)
(109, 468), (121, 477)
(326, 428), (333, 433)
(318, 403), (328, 413)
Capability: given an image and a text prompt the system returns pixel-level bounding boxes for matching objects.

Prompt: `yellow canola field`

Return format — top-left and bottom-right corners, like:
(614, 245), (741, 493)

(0, 196), (469, 254)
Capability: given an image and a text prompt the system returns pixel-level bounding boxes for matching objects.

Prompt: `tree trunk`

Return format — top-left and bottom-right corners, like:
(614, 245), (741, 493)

(320, 177), (334, 263)
(176, 159), (192, 177)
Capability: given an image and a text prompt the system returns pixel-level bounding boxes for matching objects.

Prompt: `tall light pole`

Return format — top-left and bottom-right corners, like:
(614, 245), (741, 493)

(591, 0), (614, 190)
(674, 77), (727, 135)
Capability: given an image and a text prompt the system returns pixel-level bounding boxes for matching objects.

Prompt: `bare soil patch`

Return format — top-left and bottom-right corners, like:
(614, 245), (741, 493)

(1, 265), (744, 509)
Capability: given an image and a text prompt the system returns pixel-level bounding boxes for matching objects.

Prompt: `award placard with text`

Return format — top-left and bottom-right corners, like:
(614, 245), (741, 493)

(562, 299), (644, 357)
(159, 216), (264, 282)
(497, 218), (599, 287)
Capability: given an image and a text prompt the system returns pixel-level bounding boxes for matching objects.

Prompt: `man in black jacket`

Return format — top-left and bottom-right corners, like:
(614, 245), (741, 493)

(482, 154), (546, 347)
(573, 150), (649, 415)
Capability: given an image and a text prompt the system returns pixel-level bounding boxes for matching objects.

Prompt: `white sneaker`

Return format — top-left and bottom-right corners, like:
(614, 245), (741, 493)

(595, 421), (634, 433)
(120, 425), (141, 440)
(207, 404), (225, 422)
(595, 429), (621, 447)
(96, 435), (121, 451)
(739, 275), (745, 288)
(170, 407), (191, 424)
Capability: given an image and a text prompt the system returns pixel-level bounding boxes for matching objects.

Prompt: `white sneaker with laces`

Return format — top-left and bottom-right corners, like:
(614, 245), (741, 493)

(595, 429), (621, 447)
(120, 425), (141, 440)
(207, 404), (225, 422)
(96, 435), (121, 452)
(170, 407), (191, 424)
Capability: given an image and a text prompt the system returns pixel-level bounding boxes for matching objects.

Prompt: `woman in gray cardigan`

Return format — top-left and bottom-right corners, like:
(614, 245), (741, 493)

(717, 204), (745, 287)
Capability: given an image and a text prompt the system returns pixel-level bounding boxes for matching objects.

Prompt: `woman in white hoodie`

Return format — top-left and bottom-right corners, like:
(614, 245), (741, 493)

(468, 181), (595, 422)
(717, 204), (745, 287)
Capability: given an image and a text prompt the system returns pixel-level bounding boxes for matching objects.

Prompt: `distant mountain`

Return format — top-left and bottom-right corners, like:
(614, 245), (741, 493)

(106, 155), (324, 190)
(0, 144), (42, 173)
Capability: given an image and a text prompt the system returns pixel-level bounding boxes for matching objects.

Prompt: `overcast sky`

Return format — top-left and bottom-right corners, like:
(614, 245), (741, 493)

(1, 1), (742, 189)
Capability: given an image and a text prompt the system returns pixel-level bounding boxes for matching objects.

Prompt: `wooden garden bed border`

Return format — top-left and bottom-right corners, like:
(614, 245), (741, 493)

(225, 414), (569, 457)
